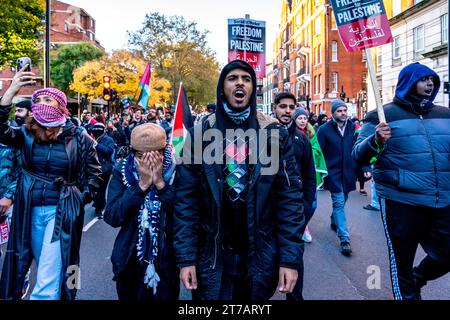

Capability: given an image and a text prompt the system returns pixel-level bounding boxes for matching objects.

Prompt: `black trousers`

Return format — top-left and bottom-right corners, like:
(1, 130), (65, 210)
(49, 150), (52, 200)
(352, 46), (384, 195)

(93, 168), (112, 213)
(218, 246), (251, 300)
(380, 199), (450, 300)
(116, 255), (179, 301)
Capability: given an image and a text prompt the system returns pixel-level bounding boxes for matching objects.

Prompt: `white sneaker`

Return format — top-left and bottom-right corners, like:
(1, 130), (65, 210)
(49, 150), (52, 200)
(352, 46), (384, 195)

(21, 269), (31, 300)
(302, 226), (312, 243)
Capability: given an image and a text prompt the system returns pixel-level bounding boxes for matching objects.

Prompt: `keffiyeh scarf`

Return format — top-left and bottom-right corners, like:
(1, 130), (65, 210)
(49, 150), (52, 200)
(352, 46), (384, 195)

(120, 147), (175, 295)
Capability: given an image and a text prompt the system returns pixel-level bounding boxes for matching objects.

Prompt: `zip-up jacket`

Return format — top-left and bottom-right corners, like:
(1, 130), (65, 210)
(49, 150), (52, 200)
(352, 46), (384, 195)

(352, 63), (450, 208)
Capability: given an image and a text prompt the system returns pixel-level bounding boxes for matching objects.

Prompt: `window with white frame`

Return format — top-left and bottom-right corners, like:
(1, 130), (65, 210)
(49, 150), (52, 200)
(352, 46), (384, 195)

(314, 76), (318, 94)
(392, 36), (401, 60)
(332, 41), (338, 61)
(442, 14), (448, 44)
(376, 47), (382, 70)
(413, 0), (423, 4)
(413, 25), (425, 56)
(332, 72), (338, 92)
(318, 74), (322, 94)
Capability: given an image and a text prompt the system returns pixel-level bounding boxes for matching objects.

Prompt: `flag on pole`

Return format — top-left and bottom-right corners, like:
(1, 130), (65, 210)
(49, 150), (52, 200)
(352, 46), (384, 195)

(170, 82), (194, 157)
(136, 62), (152, 109)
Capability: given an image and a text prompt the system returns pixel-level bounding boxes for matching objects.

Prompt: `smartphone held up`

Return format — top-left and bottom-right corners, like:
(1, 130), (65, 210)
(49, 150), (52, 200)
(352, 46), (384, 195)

(17, 57), (32, 72)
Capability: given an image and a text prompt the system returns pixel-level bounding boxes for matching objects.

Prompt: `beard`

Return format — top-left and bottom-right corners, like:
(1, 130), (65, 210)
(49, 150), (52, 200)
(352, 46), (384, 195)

(15, 116), (26, 126)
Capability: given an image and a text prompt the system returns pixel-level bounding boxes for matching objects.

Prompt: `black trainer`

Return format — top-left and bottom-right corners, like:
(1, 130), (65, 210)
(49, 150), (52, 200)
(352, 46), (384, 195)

(340, 242), (352, 256)
(363, 204), (380, 211)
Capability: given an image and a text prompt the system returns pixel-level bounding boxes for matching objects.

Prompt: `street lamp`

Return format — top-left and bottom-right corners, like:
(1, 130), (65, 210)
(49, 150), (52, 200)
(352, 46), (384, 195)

(45, 0), (51, 87)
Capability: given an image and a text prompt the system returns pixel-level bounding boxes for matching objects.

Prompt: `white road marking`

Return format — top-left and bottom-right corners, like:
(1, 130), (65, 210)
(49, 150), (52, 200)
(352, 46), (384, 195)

(83, 217), (99, 232)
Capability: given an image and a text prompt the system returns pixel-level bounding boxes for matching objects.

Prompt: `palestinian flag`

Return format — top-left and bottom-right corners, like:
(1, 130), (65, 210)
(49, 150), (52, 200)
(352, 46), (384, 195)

(170, 82), (194, 156)
(136, 62), (151, 109)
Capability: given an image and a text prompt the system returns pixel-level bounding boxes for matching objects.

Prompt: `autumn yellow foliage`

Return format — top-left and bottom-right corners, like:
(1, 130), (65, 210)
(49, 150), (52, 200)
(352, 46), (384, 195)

(70, 50), (171, 107)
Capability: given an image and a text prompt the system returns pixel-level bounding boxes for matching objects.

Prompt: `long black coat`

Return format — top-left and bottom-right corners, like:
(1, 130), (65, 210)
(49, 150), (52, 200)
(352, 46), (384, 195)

(288, 125), (316, 208)
(104, 160), (179, 299)
(173, 112), (304, 300)
(317, 119), (357, 194)
(0, 116), (101, 300)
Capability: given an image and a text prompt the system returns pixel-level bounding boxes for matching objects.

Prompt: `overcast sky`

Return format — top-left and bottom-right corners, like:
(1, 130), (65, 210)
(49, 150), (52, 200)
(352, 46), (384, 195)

(62, 0), (283, 66)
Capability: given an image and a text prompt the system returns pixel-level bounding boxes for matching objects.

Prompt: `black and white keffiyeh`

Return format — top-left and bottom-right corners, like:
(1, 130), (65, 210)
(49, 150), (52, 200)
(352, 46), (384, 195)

(120, 147), (175, 294)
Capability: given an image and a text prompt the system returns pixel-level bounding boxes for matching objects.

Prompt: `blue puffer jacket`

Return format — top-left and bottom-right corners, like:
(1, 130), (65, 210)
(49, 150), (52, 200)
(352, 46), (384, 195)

(30, 139), (69, 206)
(353, 63), (450, 208)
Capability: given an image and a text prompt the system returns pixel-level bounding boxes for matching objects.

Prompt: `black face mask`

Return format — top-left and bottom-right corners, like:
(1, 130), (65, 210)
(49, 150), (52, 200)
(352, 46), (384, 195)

(15, 116), (26, 126)
(92, 130), (104, 139)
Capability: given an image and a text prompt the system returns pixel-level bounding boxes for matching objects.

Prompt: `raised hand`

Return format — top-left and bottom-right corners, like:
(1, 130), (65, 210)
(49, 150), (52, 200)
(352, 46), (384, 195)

(0, 64), (36, 106)
(136, 152), (153, 191)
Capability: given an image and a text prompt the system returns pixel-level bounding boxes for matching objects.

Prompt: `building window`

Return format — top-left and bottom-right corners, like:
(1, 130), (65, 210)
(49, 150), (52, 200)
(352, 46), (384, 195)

(332, 72), (338, 92)
(0, 80), (2, 90)
(413, 25), (425, 57)
(442, 14), (448, 44)
(89, 33), (94, 41)
(376, 47), (383, 71)
(413, 0), (423, 4)
(314, 17), (321, 36)
(392, 1), (402, 16)
(318, 74), (322, 94)
(332, 41), (338, 62)
(392, 35), (401, 63)
(314, 76), (317, 94)
(317, 44), (321, 64)
(64, 23), (68, 32)
(91, 19), (94, 28)
(362, 50), (367, 61)
(362, 72), (367, 86)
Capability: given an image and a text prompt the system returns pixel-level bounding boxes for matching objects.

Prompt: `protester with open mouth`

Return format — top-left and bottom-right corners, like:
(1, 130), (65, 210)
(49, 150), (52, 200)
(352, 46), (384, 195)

(174, 60), (304, 300)
(353, 62), (450, 300)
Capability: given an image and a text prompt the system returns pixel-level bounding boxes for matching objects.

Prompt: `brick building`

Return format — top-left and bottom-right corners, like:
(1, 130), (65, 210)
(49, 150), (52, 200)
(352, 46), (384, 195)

(0, 0), (101, 101)
(367, 0), (448, 110)
(269, 0), (368, 117)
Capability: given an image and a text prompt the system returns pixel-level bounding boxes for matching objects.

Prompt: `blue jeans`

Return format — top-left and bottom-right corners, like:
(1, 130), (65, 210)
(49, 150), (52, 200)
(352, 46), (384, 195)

(330, 192), (350, 243)
(370, 180), (380, 210)
(30, 205), (63, 300)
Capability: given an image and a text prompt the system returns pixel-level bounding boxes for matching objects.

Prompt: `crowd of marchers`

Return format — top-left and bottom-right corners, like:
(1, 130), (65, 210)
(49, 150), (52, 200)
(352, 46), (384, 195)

(0, 60), (448, 301)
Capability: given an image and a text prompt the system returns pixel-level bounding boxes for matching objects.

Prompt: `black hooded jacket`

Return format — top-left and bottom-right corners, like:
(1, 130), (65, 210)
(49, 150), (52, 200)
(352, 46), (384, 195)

(173, 60), (304, 300)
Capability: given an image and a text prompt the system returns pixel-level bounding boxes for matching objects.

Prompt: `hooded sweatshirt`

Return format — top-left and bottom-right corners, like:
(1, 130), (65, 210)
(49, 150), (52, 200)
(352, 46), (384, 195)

(353, 62), (450, 208)
(393, 62), (440, 115)
(215, 60), (258, 250)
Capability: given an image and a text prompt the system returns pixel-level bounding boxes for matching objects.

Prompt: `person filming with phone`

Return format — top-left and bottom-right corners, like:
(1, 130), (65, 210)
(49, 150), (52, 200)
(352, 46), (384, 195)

(0, 63), (102, 300)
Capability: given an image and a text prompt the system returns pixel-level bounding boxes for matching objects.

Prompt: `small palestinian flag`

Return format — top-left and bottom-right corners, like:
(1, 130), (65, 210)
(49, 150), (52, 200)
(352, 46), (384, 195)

(170, 82), (194, 156)
(136, 62), (151, 109)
